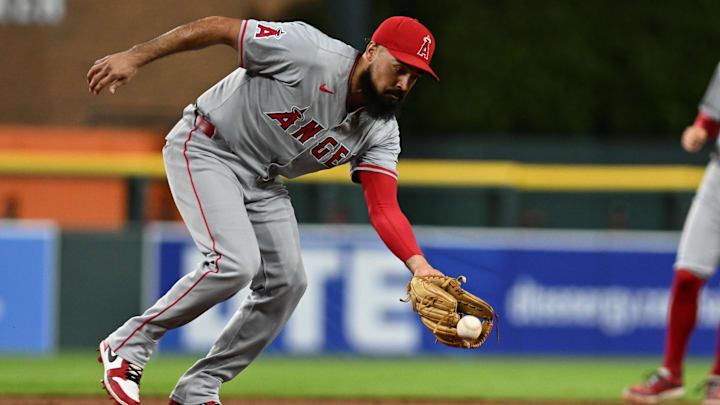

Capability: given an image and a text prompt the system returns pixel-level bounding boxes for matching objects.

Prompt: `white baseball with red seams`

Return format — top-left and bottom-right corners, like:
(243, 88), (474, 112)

(457, 315), (483, 339)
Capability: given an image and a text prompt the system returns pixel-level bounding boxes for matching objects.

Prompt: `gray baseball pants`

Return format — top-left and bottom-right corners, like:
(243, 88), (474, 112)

(107, 108), (307, 404)
(676, 156), (720, 278)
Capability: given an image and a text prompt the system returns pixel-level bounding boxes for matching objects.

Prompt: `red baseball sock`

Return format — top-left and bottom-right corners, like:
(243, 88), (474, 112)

(663, 269), (705, 379)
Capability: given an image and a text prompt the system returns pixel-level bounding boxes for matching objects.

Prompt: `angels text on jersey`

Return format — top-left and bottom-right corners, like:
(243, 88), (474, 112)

(265, 106), (350, 168)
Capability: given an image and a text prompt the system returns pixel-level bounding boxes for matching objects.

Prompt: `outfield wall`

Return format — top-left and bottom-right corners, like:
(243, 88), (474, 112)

(4, 222), (720, 355)
(0, 221), (58, 353)
(143, 223), (718, 356)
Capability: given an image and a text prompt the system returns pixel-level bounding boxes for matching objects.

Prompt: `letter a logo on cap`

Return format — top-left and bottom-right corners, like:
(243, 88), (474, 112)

(372, 16), (439, 80)
(417, 35), (431, 60)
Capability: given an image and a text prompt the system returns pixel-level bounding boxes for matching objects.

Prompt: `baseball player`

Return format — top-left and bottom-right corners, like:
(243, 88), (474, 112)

(87, 15), (443, 405)
(623, 63), (720, 404)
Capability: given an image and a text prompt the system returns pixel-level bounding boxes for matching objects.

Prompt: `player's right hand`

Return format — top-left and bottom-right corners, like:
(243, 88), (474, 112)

(87, 51), (140, 95)
(681, 125), (709, 153)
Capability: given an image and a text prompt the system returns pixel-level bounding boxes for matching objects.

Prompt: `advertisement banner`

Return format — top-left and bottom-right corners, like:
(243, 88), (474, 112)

(143, 224), (716, 355)
(0, 221), (58, 353)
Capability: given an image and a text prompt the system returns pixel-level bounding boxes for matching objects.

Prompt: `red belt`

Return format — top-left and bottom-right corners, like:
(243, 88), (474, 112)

(194, 115), (216, 137)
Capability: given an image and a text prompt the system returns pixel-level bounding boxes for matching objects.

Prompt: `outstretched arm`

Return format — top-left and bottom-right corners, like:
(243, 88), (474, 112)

(87, 16), (243, 95)
(358, 171), (443, 277)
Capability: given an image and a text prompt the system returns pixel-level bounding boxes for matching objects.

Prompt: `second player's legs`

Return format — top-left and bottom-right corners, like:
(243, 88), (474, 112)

(107, 119), (263, 367)
(675, 158), (720, 277)
(664, 158), (720, 378)
(623, 160), (720, 401)
(170, 194), (307, 404)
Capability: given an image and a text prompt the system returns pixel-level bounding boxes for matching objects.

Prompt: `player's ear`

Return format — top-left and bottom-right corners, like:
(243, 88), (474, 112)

(364, 41), (379, 63)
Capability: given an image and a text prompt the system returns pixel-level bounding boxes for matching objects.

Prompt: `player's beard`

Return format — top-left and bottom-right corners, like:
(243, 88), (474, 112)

(359, 65), (404, 121)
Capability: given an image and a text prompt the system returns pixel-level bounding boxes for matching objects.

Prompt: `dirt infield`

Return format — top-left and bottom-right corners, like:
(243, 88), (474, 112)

(0, 397), (644, 405)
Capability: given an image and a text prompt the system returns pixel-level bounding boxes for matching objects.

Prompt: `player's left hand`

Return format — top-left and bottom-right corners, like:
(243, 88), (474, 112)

(405, 254), (444, 277)
(87, 50), (141, 95)
(681, 125), (709, 153)
(402, 275), (497, 349)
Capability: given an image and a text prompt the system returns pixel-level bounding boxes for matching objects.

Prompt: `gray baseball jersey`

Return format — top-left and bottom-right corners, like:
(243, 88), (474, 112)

(105, 19), (406, 405)
(196, 19), (401, 182)
(700, 62), (720, 125)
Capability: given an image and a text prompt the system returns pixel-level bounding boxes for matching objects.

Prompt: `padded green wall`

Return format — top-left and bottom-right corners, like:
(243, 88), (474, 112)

(58, 227), (143, 348)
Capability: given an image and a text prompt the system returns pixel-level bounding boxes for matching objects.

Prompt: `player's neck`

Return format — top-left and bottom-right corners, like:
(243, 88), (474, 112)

(347, 57), (369, 113)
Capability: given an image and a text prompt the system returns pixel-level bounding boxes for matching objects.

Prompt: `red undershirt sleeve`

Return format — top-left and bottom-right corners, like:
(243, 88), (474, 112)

(358, 170), (423, 262)
(694, 111), (720, 139)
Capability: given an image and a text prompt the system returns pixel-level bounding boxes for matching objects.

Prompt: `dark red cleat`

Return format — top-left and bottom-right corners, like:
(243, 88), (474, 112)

(623, 367), (684, 404)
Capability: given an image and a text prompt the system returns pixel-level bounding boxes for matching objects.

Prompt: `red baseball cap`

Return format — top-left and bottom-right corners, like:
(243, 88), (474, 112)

(371, 16), (439, 81)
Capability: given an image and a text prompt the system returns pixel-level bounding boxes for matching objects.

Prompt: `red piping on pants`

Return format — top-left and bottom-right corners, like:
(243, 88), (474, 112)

(114, 124), (222, 351)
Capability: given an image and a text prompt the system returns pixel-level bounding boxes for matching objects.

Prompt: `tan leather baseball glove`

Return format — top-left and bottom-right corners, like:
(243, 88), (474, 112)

(402, 275), (497, 349)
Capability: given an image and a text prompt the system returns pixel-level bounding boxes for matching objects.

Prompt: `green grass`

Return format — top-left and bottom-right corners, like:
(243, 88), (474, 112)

(0, 352), (714, 402)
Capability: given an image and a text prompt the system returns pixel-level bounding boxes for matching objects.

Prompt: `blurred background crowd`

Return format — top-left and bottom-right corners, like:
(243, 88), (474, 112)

(2, 0), (719, 231)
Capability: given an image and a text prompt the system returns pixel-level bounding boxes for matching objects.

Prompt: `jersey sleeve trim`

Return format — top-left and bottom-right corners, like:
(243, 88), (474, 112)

(352, 164), (398, 180)
(239, 19), (249, 68)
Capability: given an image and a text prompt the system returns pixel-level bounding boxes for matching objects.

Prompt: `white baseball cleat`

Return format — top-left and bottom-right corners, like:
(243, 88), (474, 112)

(97, 339), (143, 405)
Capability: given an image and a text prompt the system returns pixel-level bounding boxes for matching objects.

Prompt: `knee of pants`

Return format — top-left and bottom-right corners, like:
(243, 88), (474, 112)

(275, 262), (308, 302)
(213, 253), (262, 296)
(290, 267), (308, 298)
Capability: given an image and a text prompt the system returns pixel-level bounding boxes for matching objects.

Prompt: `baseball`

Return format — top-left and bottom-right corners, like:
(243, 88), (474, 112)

(457, 315), (483, 339)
